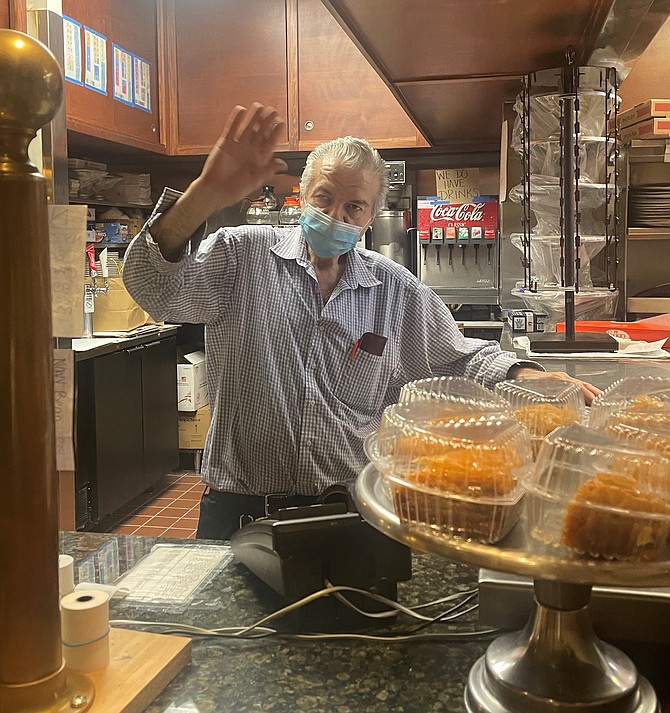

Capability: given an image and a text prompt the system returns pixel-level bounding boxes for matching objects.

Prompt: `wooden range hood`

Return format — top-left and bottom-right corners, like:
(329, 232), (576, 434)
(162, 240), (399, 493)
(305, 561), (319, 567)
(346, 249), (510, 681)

(320, 0), (670, 152)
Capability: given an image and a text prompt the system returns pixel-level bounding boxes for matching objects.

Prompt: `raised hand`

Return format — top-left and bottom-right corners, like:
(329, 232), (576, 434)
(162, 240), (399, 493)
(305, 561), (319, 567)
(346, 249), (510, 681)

(196, 103), (288, 209)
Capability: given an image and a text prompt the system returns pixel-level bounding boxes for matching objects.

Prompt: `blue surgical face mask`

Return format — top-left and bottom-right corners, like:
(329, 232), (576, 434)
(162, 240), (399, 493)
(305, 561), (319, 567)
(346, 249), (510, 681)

(299, 203), (364, 258)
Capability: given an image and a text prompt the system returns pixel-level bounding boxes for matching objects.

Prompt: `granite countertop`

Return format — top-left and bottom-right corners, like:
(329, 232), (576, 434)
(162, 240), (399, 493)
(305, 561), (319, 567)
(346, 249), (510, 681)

(60, 531), (670, 713)
(60, 531), (489, 713)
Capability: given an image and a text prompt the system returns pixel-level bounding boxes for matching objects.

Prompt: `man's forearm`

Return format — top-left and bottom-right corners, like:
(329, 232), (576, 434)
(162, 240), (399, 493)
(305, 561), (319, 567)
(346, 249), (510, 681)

(151, 177), (223, 262)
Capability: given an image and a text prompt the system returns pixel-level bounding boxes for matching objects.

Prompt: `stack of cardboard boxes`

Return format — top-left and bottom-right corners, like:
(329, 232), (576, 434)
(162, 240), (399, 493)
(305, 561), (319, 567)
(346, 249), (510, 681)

(618, 99), (670, 143)
(177, 351), (210, 450)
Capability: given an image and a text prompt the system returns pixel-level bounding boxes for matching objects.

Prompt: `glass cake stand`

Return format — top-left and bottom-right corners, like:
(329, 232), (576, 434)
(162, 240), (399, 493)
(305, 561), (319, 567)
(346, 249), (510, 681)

(354, 463), (670, 713)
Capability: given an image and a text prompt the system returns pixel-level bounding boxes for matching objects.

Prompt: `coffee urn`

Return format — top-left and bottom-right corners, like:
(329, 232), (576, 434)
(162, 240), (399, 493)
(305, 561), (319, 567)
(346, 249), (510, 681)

(369, 209), (413, 272)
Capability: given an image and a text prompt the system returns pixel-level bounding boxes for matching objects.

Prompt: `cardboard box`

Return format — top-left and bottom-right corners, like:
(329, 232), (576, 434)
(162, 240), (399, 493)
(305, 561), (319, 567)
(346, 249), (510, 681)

(178, 405), (211, 449)
(618, 99), (670, 129)
(94, 221), (130, 244)
(619, 118), (670, 143)
(177, 351), (208, 412)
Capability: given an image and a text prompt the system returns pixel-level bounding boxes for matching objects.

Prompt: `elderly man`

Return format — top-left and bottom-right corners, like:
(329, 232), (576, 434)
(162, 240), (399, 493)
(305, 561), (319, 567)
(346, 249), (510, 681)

(123, 103), (599, 540)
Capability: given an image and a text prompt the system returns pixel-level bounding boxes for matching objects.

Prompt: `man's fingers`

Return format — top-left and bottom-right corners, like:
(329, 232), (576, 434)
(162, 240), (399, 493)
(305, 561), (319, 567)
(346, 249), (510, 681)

(236, 102), (267, 143)
(217, 105), (247, 149)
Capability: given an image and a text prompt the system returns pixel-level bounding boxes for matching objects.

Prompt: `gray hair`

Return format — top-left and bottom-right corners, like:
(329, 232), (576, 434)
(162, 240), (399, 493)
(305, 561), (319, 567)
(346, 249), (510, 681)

(300, 137), (389, 216)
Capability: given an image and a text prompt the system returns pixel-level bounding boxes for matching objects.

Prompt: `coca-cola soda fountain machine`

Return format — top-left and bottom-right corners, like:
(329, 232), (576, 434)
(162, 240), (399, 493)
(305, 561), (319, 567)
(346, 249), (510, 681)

(416, 196), (499, 305)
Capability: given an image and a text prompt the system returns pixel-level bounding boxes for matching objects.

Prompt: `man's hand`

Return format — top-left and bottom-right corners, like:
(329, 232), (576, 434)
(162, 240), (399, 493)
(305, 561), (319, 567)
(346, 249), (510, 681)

(152, 103), (288, 261)
(510, 367), (602, 406)
(197, 103), (288, 209)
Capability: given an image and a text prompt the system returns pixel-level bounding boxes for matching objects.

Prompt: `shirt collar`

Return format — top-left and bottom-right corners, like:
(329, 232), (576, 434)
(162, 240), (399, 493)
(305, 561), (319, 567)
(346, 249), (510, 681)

(270, 228), (382, 290)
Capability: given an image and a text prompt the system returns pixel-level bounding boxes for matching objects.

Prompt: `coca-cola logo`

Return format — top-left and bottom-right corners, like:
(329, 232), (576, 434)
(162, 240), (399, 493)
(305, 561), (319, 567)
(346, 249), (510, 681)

(429, 203), (485, 222)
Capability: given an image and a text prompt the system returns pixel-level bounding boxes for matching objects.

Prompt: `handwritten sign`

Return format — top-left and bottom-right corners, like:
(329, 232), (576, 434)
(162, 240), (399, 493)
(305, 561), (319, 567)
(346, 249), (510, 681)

(49, 205), (87, 338)
(53, 349), (75, 472)
(435, 168), (480, 202)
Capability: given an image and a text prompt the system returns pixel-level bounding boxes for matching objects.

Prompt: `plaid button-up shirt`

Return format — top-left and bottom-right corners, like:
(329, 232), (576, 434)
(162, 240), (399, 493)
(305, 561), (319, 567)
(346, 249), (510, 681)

(123, 188), (532, 496)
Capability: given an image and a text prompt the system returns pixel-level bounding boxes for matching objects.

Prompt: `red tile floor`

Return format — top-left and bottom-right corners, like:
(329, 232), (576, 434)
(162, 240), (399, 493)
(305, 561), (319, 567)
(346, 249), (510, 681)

(95, 472), (203, 539)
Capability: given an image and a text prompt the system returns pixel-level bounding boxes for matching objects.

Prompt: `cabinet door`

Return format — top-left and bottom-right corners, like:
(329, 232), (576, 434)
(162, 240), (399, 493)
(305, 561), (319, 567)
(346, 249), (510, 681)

(297, 0), (420, 150)
(174, 0), (289, 154)
(92, 348), (145, 520)
(1, 1), (9, 28)
(141, 337), (179, 489)
(62, 0), (163, 151)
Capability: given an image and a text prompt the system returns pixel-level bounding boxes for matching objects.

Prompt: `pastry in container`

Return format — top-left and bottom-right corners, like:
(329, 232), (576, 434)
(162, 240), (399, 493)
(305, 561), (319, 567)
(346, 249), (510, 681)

(523, 424), (670, 562)
(588, 375), (670, 430)
(399, 375), (509, 411)
(369, 399), (533, 544)
(494, 377), (584, 454)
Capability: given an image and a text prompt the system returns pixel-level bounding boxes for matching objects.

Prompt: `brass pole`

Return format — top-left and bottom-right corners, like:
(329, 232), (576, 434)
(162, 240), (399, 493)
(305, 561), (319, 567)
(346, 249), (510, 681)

(0, 29), (93, 712)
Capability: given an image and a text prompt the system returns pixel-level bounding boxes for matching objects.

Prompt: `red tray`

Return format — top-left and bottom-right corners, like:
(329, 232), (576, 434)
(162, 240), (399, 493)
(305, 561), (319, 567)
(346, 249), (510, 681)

(555, 320), (670, 349)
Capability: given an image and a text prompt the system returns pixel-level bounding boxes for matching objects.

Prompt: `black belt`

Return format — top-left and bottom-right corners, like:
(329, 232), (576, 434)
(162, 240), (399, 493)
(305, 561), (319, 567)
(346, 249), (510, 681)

(204, 485), (352, 527)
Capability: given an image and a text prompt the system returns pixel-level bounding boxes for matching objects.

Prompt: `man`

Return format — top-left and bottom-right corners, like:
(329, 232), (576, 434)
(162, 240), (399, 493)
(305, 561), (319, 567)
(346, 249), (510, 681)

(124, 103), (600, 540)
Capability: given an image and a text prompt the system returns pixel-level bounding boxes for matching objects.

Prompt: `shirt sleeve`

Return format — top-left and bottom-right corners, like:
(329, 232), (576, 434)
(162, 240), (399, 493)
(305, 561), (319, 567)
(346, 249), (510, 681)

(395, 283), (543, 390)
(122, 188), (240, 325)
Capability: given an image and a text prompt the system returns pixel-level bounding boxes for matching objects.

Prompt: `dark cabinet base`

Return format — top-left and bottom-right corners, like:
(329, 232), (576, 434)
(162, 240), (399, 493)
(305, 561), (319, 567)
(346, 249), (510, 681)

(75, 334), (179, 526)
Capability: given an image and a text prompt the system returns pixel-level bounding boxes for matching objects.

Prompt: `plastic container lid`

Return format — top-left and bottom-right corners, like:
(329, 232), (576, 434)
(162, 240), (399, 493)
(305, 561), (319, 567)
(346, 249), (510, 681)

(588, 376), (670, 430)
(494, 377), (584, 443)
(523, 424), (670, 561)
(399, 376), (509, 410)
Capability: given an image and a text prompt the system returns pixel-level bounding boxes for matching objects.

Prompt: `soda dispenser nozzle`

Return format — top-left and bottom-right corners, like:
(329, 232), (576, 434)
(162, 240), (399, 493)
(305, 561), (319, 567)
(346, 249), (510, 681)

(484, 228), (496, 266)
(430, 226), (444, 267)
(457, 226), (469, 265)
(470, 226), (484, 266)
(445, 226), (456, 266)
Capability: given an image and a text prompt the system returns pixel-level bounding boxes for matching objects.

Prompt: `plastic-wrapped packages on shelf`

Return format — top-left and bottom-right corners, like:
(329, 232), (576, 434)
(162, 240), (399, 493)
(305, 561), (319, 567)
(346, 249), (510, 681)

(494, 378), (584, 455)
(522, 138), (614, 184)
(511, 92), (610, 150)
(366, 398), (533, 543)
(589, 376), (670, 430)
(511, 287), (618, 330)
(508, 177), (615, 236)
(510, 234), (606, 288)
(522, 424), (670, 562)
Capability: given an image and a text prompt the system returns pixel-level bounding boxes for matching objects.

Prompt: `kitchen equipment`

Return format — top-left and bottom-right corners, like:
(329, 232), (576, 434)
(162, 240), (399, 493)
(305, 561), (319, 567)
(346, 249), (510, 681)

(246, 185), (279, 225)
(369, 209), (412, 270)
(416, 196), (499, 305)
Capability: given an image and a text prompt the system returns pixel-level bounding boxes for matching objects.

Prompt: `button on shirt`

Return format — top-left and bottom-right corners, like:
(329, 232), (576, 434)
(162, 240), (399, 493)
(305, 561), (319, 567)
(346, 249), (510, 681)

(123, 188), (531, 497)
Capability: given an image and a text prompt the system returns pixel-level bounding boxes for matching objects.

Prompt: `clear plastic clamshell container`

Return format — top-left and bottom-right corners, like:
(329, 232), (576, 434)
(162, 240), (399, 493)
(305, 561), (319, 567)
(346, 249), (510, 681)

(494, 377), (584, 454)
(588, 375), (670, 430)
(367, 398), (533, 544)
(522, 424), (670, 562)
(399, 375), (509, 409)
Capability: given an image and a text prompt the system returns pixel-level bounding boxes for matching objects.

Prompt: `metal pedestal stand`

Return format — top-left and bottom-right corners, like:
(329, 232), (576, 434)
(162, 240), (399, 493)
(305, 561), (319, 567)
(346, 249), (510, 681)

(354, 464), (669, 713)
(465, 580), (656, 713)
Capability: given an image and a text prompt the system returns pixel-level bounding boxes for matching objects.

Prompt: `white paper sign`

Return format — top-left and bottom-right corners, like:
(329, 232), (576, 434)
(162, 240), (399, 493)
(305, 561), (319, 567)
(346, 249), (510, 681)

(63, 16), (82, 85)
(435, 168), (480, 202)
(84, 26), (107, 94)
(53, 349), (75, 472)
(133, 54), (152, 112)
(49, 204), (87, 338)
(113, 43), (133, 105)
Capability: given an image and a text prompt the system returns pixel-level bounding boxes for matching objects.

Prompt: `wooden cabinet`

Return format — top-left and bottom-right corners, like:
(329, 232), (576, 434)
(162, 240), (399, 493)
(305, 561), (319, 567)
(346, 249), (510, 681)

(1, 1), (9, 28)
(173, 0), (289, 154)
(296, 0), (422, 150)
(62, 0), (164, 152)
(171, 0), (422, 154)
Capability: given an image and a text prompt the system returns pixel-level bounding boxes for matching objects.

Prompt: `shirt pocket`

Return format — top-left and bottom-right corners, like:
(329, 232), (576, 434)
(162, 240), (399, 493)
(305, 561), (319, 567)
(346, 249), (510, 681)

(335, 349), (393, 415)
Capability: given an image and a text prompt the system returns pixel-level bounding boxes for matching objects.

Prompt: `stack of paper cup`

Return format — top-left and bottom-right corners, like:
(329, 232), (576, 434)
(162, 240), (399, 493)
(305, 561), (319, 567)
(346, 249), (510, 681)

(58, 554), (75, 598)
(60, 589), (110, 672)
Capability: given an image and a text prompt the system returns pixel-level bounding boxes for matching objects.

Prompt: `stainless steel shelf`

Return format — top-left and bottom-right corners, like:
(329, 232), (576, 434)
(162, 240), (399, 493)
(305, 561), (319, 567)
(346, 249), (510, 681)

(627, 227), (670, 240)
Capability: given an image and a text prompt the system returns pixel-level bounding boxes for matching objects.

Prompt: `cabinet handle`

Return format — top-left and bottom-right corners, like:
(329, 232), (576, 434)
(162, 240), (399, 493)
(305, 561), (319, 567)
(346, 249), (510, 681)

(151, 123), (157, 133)
(304, 120), (314, 131)
(126, 345), (145, 353)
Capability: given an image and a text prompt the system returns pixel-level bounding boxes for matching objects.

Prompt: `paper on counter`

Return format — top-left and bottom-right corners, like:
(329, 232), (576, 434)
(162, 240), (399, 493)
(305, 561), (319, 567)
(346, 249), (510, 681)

(49, 205), (87, 338)
(53, 348), (75, 471)
(513, 335), (670, 360)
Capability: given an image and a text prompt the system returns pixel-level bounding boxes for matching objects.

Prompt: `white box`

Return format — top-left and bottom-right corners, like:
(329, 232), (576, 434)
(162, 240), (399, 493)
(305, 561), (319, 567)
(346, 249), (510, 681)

(177, 351), (208, 412)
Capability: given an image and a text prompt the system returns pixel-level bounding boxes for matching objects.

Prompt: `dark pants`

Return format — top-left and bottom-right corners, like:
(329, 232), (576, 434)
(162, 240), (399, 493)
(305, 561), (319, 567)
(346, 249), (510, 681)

(196, 488), (321, 540)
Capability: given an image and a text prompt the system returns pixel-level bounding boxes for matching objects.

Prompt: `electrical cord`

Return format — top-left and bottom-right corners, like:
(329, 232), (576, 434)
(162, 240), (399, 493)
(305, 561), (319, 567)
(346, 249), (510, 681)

(110, 583), (498, 643)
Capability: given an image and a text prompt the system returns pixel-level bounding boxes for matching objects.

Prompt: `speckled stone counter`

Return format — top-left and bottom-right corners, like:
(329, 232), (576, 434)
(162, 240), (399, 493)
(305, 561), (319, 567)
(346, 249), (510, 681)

(59, 531), (670, 713)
